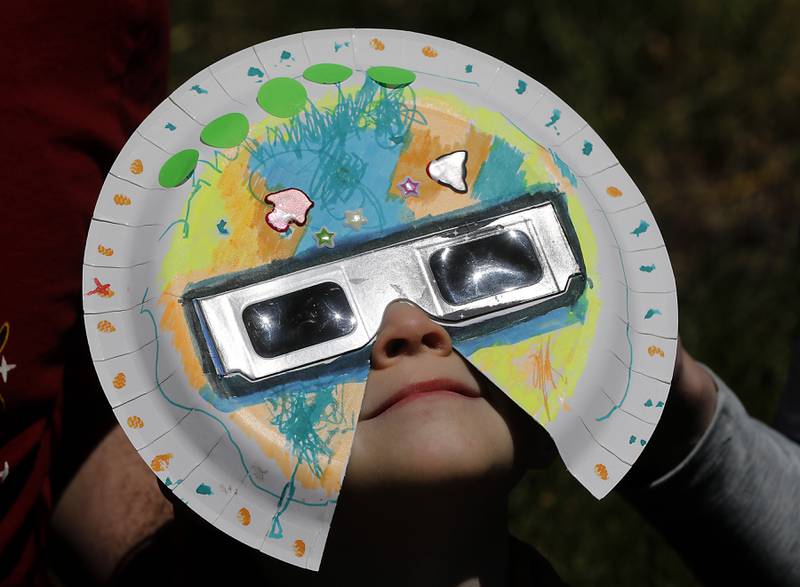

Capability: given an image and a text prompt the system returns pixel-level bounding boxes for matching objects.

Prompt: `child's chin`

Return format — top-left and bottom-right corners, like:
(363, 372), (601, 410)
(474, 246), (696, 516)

(348, 400), (515, 492)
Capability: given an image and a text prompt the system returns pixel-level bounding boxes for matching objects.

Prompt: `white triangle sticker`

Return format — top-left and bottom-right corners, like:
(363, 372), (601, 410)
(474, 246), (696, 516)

(427, 150), (468, 193)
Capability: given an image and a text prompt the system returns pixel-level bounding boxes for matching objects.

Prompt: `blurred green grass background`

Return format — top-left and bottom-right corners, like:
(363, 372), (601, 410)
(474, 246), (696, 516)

(170, 1), (800, 584)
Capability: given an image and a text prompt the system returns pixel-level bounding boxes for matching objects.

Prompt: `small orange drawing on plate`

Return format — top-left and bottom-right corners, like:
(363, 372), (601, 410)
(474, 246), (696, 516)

(97, 320), (116, 333)
(97, 245), (114, 256)
(150, 453), (173, 472)
(113, 194), (132, 206)
(594, 463), (609, 480)
(127, 415), (144, 429)
(294, 539), (306, 557)
(647, 345), (665, 358)
(370, 38), (385, 51)
(606, 186), (623, 198)
(422, 46), (438, 58)
(237, 507), (252, 526)
(130, 159), (143, 175)
(113, 372), (126, 388)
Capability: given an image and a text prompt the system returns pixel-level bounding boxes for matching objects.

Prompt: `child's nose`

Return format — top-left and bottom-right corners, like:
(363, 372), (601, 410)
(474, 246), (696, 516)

(370, 301), (453, 368)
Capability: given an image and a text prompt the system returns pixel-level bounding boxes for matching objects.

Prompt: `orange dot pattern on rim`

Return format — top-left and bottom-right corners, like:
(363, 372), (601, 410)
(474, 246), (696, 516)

(237, 507), (252, 526)
(113, 194), (132, 206)
(150, 453), (173, 472)
(127, 415), (144, 429)
(97, 245), (114, 256)
(594, 463), (609, 480)
(130, 159), (144, 174)
(369, 37), (385, 51)
(647, 345), (665, 358)
(293, 539), (306, 557)
(606, 186), (623, 197)
(97, 320), (116, 333)
(113, 372), (127, 388)
(422, 46), (438, 58)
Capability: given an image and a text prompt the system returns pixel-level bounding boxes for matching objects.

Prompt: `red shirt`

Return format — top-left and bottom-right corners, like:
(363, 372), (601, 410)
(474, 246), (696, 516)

(0, 2), (168, 583)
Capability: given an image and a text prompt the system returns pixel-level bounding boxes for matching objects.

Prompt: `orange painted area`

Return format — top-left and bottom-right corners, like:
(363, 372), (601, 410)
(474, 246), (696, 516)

(606, 186), (623, 198)
(229, 382), (365, 494)
(237, 507), (252, 526)
(369, 38), (384, 51)
(647, 345), (665, 358)
(150, 453), (173, 472)
(127, 416), (144, 429)
(97, 320), (116, 333)
(113, 194), (131, 206)
(594, 463), (609, 480)
(422, 46), (438, 58)
(130, 159), (143, 175)
(390, 105), (490, 219)
(97, 245), (114, 256)
(112, 372), (126, 389)
(293, 539), (306, 557)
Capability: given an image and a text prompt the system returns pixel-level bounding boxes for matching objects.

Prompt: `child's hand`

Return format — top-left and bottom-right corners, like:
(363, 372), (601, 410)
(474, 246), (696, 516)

(622, 341), (719, 487)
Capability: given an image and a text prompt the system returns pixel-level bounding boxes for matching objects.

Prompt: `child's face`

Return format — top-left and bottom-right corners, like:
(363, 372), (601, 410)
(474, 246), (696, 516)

(344, 301), (557, 496)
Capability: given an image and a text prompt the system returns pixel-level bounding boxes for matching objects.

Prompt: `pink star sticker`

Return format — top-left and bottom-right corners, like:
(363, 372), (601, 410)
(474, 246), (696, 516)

(265, 188), (314, 232)
(397, 176), (420, 197)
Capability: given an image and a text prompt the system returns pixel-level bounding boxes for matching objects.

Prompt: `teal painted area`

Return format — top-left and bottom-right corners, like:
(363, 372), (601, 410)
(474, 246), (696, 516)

(582, 140), (593, 155)
(196, 483), (213, 495)
(515, 79), (527, 94)
(644, 398), (654, 407)
(639, 264), (656, 273)
(644, 308), (662, 319)
(548, 148), (577, 188)
(656, 401), (664, 408)
(473, 138), (528, 203)
(631, 220), (650, 237)
(465, 64), (473, 73)
(629, 435), (636, 444)
(545, 109), (561, 127)
(247, 66), (264, 78)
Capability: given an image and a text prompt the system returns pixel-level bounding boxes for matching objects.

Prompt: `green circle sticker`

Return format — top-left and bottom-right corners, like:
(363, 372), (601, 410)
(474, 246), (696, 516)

(257, 77), (308, 118)
(367, 66), (416, 89)
(159, 149), (199, 188)
(303, 63), (353, 85)
(200, 113), (249, 148)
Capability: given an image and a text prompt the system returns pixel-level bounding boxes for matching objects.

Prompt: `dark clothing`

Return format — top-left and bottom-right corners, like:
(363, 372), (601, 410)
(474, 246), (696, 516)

(0, 2), (168, 583)
(622, 367), (800, 586)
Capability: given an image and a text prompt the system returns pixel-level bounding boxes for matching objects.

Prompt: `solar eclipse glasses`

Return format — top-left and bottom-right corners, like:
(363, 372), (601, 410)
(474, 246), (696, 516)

(187, 196), (584, 383)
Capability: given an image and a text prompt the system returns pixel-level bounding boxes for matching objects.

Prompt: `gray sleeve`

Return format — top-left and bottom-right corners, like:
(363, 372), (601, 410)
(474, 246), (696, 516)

(621, 365), (800, 586)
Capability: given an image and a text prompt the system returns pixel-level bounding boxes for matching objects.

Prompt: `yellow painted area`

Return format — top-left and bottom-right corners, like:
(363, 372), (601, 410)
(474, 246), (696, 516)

(229, 382), (365, 494)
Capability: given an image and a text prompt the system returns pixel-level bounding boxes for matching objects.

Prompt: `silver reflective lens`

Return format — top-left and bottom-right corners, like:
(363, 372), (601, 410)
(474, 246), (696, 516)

(242, 282), (357, 358)
(190, 200), (583, 381)
(429, 230), (544, 306)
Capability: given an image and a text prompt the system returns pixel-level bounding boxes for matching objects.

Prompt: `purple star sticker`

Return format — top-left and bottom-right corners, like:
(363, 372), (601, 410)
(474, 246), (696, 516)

(397, 176), (420, 197)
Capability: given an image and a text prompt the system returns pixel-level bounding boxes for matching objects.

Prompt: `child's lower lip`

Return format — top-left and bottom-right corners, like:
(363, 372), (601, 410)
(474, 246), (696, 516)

(383, 389), (468, 414)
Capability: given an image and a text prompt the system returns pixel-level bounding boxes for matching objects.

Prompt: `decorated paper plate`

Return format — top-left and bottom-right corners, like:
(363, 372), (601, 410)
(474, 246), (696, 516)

(83, 29), (677, 570)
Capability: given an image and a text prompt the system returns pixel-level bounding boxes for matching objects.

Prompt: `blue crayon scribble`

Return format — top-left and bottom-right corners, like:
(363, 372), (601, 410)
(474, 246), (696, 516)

(190, 84), (208, 95)
(639, 264), (656, 273)
(267, 384), (355, 538)
(164, 122), (177, 131)
(582, 140), (593, 156)
(631, 220), (650, 237)
(515, 80), (528, 95)
(465, 64), (473, 73)
(247, 66), (264, 78)
(644, 308), (662, 319)
(216, 219), (229, 235)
